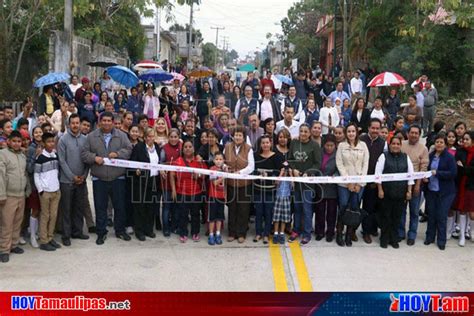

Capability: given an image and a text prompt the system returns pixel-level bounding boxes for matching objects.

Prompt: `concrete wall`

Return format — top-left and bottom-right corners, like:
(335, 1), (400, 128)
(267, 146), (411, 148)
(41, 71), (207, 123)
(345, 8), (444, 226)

(49, 30), (129, 81)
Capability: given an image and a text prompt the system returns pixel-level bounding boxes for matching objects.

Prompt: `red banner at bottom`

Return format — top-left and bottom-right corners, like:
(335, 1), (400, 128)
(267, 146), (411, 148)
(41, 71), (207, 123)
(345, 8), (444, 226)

(0, 292), (473, 315)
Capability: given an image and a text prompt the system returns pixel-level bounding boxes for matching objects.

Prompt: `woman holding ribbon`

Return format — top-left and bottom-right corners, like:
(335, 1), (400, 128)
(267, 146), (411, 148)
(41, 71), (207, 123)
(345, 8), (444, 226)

(130, 128), (161, 241)
(288, 123), (322, 245)
(375, 135), (414, 249)
(224, 125), (255, 243)
(424, 133), (457, 250)
(170, 139), (207, 243)
(335, 123), (369, 247)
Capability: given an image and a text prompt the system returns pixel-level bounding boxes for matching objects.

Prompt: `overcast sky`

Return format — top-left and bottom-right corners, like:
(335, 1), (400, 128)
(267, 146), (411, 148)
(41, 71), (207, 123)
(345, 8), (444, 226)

(144, 0), (296, 59)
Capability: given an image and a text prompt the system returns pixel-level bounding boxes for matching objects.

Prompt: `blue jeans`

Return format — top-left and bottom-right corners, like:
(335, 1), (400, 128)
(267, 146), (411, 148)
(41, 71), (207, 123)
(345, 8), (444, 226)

(162, 190), (177, 234)
(337, 186), (364, 215)
(425, 191), (456, 246)
(93, 179), (126, 236)
(253, 191), (275, 237)
(398, 193), (421, 240)
(293, 189), (315, 239)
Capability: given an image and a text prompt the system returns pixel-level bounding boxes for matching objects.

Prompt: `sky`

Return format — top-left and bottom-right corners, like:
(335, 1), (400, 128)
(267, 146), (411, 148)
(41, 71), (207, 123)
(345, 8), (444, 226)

(144, 0), (296, 59)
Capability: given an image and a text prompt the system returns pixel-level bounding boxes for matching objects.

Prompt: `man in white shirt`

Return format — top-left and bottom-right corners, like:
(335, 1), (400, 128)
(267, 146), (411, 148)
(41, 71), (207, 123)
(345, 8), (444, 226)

(275, 106), (301, 139)
(319, 98), (340, 135)
(370, 97), (389, 125)
(350, 71), (363, 97)
(258, 85), (282, 122)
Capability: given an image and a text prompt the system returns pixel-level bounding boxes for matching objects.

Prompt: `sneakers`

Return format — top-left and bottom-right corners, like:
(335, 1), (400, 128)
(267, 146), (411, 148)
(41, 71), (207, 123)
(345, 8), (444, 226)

(10, 247), (24, 254)
(30, 235), (39, 248)
(19, 237), (27, 245)
(49, 240), (62, 249)
(273, 234), (279, 244)
(192, 234), (200, 242)
(300, 237), (310, 245)
(40, 243), (56, 251)
(288, 232), (299, 243)
(0, 253), (9, 263)
(179, 236), (188, 243)
(215, 234), (222, 245)
(279, 234), (285, 244)
(208, 235), (216, 246)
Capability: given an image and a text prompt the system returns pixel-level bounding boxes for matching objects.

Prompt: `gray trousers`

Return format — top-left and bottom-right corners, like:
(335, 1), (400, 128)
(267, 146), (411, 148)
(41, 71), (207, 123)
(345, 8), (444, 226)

(423, 105), (436, 134)
(60, 182), (87, 238)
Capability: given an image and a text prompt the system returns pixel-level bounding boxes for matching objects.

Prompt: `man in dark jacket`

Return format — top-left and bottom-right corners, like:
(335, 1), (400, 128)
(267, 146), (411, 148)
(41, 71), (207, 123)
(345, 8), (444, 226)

(81, 112), (132, 245)
(385, 88), (401, 126)
(360, 118), (386, 244)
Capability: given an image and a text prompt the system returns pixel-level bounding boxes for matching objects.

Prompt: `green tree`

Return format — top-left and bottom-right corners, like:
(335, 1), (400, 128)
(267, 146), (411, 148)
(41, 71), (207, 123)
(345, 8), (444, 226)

(202, 42), (218, 67)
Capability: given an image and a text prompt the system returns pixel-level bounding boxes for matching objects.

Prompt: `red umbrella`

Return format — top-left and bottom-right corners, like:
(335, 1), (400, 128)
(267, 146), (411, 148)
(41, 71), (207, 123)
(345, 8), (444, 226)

(367, 72), (408, 87)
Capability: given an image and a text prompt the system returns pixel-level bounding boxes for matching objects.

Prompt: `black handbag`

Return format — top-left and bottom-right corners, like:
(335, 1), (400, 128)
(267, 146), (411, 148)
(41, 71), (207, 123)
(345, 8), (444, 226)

(341, 192), (364, 227)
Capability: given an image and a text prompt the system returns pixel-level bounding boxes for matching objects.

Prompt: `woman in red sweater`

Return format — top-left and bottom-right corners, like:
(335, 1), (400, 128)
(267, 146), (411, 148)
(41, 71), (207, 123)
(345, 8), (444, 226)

(170, 139), (207, 243)
(159, 128), (182, 237)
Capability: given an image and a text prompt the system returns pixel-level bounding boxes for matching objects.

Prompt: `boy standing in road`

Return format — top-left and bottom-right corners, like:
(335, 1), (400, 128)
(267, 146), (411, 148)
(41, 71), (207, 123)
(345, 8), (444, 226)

(34, 132), (62, 251)
(0, 131), (31, 263)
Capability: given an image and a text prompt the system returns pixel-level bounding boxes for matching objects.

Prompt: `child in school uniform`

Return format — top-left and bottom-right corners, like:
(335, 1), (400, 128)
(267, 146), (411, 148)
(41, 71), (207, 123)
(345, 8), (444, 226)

(208, 152), (226, 246)
(272, 161), (292, 244)
(0, 131), (31, 263)
(34, 132), (61, 251)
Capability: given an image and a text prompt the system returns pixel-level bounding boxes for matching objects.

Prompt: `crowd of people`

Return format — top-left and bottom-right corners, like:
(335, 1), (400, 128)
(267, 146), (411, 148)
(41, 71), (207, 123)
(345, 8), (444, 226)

(0, 66), (472, 264)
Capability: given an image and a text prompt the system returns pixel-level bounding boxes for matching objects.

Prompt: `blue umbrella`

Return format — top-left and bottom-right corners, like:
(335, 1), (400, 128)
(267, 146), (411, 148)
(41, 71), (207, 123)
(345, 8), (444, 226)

(275, 74), (293, 86)
(138, 69), (174, 82)
(107, 65), (139, 88)
(34, 72), (70, 88)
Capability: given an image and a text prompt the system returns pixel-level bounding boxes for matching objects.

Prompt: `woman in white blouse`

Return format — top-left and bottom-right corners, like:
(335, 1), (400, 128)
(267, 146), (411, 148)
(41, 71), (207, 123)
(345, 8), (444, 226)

(319, 97), (340, 135)
(335, 123), (369, 247)
(142, 85), (161, 127)
(130, 128), (161, 241)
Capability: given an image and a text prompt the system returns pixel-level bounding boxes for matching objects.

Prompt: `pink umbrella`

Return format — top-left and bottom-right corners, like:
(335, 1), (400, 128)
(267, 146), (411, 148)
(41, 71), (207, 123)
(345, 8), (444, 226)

(164, 72), (185, 84)
(367, 72), (408, 87)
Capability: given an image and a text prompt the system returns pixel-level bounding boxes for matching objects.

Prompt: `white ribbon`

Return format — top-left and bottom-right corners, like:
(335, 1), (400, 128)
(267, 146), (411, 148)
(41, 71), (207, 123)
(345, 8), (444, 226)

(103, 158), (432, 184)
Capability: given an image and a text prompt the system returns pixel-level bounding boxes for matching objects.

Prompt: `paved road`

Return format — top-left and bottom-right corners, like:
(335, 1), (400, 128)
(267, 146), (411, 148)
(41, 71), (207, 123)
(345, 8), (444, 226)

(2, 162), (473, 292)
(1, 212), (473, 291)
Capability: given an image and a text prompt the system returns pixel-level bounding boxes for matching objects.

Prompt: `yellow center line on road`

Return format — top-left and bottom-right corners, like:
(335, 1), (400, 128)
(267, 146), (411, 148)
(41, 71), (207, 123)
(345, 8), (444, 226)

(269, 240), (289, 292)
(289, 242), (313, 292)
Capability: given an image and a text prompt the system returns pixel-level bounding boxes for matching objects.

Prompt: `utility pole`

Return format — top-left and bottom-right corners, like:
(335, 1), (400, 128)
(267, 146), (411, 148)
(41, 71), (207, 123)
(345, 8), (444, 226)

(210, 26), (224, 70)
(187, 1), (194, 70)
(221, 35), (229, 66)
(155, 6), (161, 62)
(64, 0), (74, 74)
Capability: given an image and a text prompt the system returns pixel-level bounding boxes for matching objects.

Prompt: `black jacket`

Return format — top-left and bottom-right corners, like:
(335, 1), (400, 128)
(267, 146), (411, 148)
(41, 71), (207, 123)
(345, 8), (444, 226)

(129, 141), (161, 202)
(258, 96), (282, 122)
(38, 93), (60, 116)
(350, 108), (371, 133)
